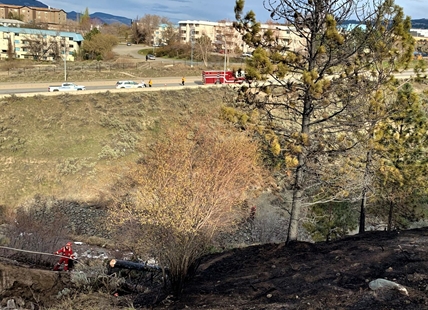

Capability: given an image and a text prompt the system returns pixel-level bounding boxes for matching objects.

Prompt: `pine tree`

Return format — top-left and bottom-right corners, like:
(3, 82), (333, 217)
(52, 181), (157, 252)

(371, 84), (428, 230)
(232, 0), (414, 241)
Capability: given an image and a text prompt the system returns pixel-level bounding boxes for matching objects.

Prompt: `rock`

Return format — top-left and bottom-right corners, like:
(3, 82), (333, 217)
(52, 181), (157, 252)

(369, 278), (409, 296)
(6, 299), (16, 309)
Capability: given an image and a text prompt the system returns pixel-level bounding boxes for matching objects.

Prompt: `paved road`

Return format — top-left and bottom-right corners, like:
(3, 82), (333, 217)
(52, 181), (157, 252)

(113, 43), (147, 59)
(0, 76), (204, 96)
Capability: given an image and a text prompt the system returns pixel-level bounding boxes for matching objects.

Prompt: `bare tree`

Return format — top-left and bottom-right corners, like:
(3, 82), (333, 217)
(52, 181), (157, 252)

(6, 35), (14, 60)
(161, 22), (179, 45)
(108, 120), (265, 294)
(21, 31), (63, 61)
(136, 14), (162, 45)
(194, 34), (212, 66)
(131, 17), (144, 44)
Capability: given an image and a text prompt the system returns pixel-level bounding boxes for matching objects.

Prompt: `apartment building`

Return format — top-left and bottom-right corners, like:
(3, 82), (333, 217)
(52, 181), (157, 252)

(411, 29), (428, 40)
(178, 20), (303, 54)
(0, 4), (66, 25)
(0, 26), (83, 61)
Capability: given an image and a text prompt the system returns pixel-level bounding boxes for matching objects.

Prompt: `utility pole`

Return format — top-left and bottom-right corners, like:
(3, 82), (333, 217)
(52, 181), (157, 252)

(223, 35), (227, 84)
(190, 28), (195, 67)
(63, 39), (67, 81)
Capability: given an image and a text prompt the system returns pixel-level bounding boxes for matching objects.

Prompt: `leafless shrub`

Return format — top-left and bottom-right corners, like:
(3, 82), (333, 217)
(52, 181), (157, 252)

(1, 196), (70, 266)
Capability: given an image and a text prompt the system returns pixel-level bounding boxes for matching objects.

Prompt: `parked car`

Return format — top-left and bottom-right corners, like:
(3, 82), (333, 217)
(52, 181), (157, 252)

(48, 82), (86, 92)
(126, 42), (132, 46)
(115, 81), (146, 89)
(147, 54), (156, 60)
(242, 53), (253, 58)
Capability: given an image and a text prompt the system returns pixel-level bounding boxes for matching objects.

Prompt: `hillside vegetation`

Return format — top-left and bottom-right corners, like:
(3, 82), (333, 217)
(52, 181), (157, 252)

(0, 87), (233, 210)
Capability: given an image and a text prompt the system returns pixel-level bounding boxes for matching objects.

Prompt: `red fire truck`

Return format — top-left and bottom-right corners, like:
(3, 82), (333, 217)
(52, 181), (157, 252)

(202, 70), (246, 84)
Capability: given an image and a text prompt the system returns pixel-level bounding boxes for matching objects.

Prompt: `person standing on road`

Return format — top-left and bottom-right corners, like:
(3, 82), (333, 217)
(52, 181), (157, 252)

(146, 54), (148, 61)
(149, 79), (153, 87)
(181, 76), (185, 86)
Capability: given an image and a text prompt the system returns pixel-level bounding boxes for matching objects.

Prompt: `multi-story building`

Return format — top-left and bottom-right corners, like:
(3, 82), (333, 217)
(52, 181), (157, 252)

(178, 20), (303, 54)
(0, 4), (66, 26)
(0, 26), (84, 61)
(411, 29), (428, 40)
(152, 23), (172, 46)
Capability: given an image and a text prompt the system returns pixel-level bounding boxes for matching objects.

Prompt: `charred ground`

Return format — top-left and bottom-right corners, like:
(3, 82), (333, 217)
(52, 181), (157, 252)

(146, 227), (428, 310)
(3, 227), (428, 309)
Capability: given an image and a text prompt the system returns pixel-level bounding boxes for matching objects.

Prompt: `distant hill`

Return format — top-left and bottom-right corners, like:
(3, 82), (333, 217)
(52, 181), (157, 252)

(411, 19), (428, 29)
(0, 0), (47, 7)
(341, 19), (428, 30)
(66, 11), (132, 26)
(0, 0), (132, 25)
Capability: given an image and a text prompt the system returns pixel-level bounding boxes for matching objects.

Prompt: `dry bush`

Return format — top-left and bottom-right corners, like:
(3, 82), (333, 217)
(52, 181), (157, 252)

(108, 118), (266, 294)
(72, 259), (125, 294)
(1, 196), (70, 266)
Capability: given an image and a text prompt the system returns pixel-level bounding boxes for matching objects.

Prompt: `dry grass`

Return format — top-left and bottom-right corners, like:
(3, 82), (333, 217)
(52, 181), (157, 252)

(0, 87), (235, 210)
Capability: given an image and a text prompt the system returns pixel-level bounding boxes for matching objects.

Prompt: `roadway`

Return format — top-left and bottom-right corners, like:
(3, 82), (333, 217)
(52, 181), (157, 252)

(0, 43), (415, 96)
(0, 69), (415, 97)
(0, 76), (204, 96)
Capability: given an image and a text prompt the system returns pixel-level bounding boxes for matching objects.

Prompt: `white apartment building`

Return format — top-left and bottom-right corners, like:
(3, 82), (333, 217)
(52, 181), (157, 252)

(411, 29), (428, 40)
(178, 20), (303, 54)
(0, 26), (83, 61)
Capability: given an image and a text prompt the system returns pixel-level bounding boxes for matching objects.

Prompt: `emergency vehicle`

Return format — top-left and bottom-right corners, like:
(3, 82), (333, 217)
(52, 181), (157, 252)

(202, 70), (246, 84)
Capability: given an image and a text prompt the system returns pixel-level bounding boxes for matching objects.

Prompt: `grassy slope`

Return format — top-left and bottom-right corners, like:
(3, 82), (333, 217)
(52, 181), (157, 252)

(0, 87), (232, 208)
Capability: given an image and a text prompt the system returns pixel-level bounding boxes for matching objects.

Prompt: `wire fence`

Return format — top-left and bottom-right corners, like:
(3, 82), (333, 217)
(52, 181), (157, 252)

(4, 58), (248, 75)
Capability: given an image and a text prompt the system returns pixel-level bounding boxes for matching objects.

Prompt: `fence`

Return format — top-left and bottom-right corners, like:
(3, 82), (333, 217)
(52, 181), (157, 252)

(4, 58), (248, 76)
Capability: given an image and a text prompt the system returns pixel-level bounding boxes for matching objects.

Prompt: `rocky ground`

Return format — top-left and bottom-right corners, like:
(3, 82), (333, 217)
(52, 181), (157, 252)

(2, 227), (428, 309)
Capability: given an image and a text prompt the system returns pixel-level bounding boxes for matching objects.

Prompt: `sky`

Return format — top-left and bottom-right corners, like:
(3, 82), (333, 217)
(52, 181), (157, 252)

(40, 0), (428, 24)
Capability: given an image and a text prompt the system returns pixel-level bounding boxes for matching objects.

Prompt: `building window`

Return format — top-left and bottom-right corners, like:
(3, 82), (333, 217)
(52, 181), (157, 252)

(69, 37), (73, 40)
(15, 47), (20, 51)
(14, 40), (19, 43)
(69, 44), (73, 48)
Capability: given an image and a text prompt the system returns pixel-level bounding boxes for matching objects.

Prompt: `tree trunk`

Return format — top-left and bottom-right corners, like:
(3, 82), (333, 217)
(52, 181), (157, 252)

(387, 201), (394, 231)
(287, 188), (303, 242)
(108, 259), (161, 272)
(359, 150), (372, 233)
(287, 160), (304, 242)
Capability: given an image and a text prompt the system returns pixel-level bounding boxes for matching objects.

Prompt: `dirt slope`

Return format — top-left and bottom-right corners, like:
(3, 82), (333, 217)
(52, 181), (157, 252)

(0, 257), (70, 306)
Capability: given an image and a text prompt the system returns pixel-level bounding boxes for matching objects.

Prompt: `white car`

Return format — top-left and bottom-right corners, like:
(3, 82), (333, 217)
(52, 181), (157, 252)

(48, 82), (86, 92)
(115, 81), (146, 89)
(242, 53), (253, 58)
